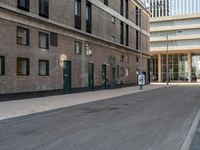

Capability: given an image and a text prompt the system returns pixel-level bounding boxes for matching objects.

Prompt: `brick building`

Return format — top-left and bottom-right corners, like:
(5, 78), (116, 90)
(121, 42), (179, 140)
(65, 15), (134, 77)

(0, 0), (150, 95)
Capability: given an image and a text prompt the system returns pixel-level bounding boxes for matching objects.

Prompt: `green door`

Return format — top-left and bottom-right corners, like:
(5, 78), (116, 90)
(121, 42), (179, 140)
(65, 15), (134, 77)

(63, 60), (72, 94)
(102, 64), (107, 89)
(88, 63), (94, 90)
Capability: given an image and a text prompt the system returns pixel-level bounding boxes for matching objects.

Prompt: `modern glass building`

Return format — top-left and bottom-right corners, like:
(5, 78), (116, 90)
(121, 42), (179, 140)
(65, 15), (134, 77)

(150, 14), (200, 83)
(148, 0), (200, 17)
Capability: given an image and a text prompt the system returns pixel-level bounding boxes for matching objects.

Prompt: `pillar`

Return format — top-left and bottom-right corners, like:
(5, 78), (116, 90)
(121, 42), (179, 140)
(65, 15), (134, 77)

(188, 52), (192, 82)
(158, 54), (162, 82)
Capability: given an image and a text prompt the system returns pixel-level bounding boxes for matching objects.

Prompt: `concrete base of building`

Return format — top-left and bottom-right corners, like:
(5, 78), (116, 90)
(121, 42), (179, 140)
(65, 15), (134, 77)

(0, 83), (138, 102)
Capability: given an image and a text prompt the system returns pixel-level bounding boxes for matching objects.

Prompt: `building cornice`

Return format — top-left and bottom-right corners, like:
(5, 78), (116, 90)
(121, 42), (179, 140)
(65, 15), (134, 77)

(150, 34), (200, 42)
(150, 13), (200, 22)
(150, 24), (200, 32)
(150, 45), (200, 52)
(0, 3), (150, 57)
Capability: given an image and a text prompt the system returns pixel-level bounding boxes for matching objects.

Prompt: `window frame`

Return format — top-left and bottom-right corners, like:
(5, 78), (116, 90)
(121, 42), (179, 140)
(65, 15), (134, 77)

(0, 56), (5, 76)
(50, 32), (58, 47)
(75, 41), (82, 55)
(17, 57), (30, 76)
(17, 0), (30, 12)
(75, 0), (81, 29)
(39, 0), (49, 18)
(16, 26), (30, 46)
(39, 59), (49, 76)
(39, 32), (49, 49)
(104, 0), (108, 6)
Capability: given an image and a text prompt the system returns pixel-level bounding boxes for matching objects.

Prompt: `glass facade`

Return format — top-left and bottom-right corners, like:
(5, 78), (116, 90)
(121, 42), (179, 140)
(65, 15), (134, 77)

(150, 53), (200, 83)
(192, 54), (200, 81)
(161, 54), (188, 82)
(150, 55), (158, 81)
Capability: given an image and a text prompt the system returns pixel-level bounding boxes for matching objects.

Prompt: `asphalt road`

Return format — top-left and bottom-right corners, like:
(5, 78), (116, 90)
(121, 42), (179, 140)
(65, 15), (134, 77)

(0, 86), (200, 150)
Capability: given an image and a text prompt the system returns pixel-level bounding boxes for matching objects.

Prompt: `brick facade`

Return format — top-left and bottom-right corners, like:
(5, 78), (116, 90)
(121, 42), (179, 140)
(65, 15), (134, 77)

(0, 0), (150, 94)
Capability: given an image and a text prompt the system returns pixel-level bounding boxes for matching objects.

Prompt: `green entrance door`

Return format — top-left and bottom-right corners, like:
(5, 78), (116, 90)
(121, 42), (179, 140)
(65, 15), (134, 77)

(102, 64), (107, 89)
(88, 63), (94, 90)
(63, 60), (72, 94)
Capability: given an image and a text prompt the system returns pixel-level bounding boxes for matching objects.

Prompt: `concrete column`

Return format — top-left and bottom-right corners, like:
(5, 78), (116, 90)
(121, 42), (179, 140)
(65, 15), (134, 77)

(188, 52), (192, 82)
(158, 54), (162, 82)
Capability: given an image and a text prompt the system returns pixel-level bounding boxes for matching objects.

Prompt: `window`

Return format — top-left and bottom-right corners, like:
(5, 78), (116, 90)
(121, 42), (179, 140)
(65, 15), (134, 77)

(125, 68), (129, 76)
(136, 56), (139, 63)
(136, 6), (139, 26)
(17, 27), (29, 46)
(104, 0), (108, 6)
(50, 32), (58, 47)
(112, 36), (115, 42)
(117, 65), (120, 79)
(39, 0), (49, 18)
(17, 0), (29, 11)
(75, 0), (81, 29)
(125, 55), (129, 62)
(17, 58), (29, 76)
(126, 24), (129, 46)
(111, 16), (115, 24)
(121, 55), (124, 62)
(85, 43), (92, 56)
(120, 0), (124, 16)
(120, 21), (124, 45)
(86, 1), (92, 33)
(125, 0), (128, 19)
(75, 41), (82, 54)
(39, 32), (49, 49)
(39, 60), (49, 76)
(136, 30), (139, 50)
(0, 56), (5, 75)
(120, 67), (125, 77)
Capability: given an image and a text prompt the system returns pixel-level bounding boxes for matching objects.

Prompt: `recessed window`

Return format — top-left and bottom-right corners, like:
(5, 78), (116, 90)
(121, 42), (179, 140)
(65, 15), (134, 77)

(75, 41), (82, 55)
(125, 68), (129, 76)
(0, 56), (5, 75)
(121, 55), (124, 62)
(39, 32), (49, 49)
(17, 57), (29, 76)
(136, 30), (139, 50)
(104, 0), (108, 6)
(86, 1), (92, 33)
(17, 0), (29, 11)
(39, 0), (49, 18)
(111, 16), (115, 24)
(75, 0), (81, 29)
(120, 67), (125, 77)
(39, 60), (49, 76)
(126, 24), (129, 46)
(120, 21), (124, 45)
(136, 56), (139, 63)
(125, 55), (129, 62)
(85, 43), (92, 56)
(17, 27), (29, 46)
(112, 36), (115, 42)
(50, 32), (58, 47)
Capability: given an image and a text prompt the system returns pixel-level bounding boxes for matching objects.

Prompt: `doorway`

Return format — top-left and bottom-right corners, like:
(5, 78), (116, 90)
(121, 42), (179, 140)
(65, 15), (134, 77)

(63, 60), (72, 94)
(102, 64), (107, 89)
(88, 63), (94, 90)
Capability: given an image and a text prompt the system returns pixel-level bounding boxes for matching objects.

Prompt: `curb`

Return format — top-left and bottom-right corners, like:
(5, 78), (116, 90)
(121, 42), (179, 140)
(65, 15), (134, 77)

(180, 109), (200, 150)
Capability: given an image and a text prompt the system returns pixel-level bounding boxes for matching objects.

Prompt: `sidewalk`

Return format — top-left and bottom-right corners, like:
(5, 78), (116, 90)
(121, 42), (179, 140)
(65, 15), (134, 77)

(0, 85), (164, 121)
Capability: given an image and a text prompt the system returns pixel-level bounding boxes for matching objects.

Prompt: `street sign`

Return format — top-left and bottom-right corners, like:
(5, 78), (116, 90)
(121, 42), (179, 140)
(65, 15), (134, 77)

(138, 74), (145, 86)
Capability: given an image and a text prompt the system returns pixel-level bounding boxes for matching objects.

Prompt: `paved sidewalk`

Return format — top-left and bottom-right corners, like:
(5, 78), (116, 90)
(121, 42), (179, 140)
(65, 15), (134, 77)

(0, 85), (164, 121)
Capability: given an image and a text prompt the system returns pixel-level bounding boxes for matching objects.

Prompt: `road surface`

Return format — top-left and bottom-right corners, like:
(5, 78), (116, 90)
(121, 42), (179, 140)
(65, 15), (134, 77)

(0, 86), (200, 150)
